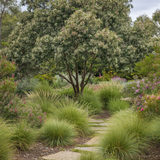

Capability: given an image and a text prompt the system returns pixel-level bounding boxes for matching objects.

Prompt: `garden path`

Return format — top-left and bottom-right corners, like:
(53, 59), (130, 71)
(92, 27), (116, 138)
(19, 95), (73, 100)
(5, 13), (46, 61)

(42, 118), (109, 160)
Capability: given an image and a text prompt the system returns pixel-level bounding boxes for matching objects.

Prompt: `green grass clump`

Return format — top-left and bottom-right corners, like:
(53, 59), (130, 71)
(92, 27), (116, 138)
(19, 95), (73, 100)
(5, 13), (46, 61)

(26, 89), (59, 115)
(39, 119), (77, 147)
(53, 98), (92, 136)
(11, 120), (36, 151)
(0, 119), (14, 160)
(97, 81), (123, 109)
(148, 117), (160, 144)
(78, 87), (103, 115)
(99, 109), (152, 159)
(107, 98), (129, 114)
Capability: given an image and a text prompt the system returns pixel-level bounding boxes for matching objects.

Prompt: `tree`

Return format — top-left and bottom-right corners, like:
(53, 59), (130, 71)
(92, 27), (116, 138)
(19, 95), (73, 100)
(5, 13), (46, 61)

(1, 0), (134, 78)
(1, 0), (155, 94)
(20, 0), (52, 12)
(1, 12), (20, 45)
(0, 0), (21, 48)
(33, 10), (122, 94)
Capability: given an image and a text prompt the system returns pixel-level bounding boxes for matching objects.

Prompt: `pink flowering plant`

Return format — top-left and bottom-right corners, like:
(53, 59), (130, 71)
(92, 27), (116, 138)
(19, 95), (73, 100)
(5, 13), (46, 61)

(134, 91), (160, 118)
(122, 77), (160, 98)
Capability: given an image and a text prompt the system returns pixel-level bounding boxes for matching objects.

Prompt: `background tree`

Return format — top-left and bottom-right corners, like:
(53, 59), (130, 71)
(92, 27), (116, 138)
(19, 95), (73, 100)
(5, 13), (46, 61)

(0, 0), (21, 48)
(1, 0), (134, 78)
(20, 0), (52, 12)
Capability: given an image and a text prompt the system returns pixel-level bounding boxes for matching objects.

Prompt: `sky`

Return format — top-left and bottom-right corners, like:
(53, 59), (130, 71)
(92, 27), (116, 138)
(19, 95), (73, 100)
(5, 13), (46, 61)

(18, 0), (160, 22)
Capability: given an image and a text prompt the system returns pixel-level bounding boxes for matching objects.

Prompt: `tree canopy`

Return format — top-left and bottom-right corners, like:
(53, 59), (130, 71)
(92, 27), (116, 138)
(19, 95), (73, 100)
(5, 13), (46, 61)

(1, 0), (157, 94)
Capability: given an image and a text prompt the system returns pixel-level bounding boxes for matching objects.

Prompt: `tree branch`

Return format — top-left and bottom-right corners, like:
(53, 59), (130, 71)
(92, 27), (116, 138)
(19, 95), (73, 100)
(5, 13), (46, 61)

(59, 73), (72, 84)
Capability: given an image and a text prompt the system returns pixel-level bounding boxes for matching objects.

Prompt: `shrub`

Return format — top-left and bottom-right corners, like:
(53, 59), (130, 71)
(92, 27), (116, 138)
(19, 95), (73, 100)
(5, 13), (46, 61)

(35, 73), (53, 84)
(78, 87), (103, 115)
(134, 92), (160, 118)
(99, 110), (152, 159)
(22, 104), (46, 128)
(39, 119), (77, 147)
(122, 78), (160, 98)
(53, 98), (92, 136)
(0, 119), (14, 160)
(107, 98), (129, 114)
(52, 75), (69, 88)
(134, 53), (160, 82)
(97, 81), (123, 109)
(2, 93), (26, 120)
(16, 77), (40, 96)
(57, 86), (75, 98)
(11, 120), (36, 151)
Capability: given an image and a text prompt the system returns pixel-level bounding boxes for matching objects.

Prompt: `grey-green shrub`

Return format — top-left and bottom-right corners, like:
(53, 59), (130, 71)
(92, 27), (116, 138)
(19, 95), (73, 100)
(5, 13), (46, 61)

(11, 120), (36, 151)
(16, 77), (40, 96)
(99, 110), (152, 159)
(108, 98), (129, 114)
(39, 119), (77, 147)
(78, 87), (103, 115)
(53, 98), (92, 136)
(0, 119), (14, 160)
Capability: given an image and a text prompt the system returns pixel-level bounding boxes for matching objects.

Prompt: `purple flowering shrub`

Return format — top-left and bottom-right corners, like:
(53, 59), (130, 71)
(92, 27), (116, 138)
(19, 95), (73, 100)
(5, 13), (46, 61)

(122, 78), (160, 97)
(134, 92), (160, 118)
(111, 76), (127, 84)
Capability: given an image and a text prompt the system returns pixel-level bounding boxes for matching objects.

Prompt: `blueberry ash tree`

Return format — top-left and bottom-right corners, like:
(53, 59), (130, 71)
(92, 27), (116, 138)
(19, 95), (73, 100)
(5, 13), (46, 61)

(1, 0), (133, 79)
(32, 10), (122, 95)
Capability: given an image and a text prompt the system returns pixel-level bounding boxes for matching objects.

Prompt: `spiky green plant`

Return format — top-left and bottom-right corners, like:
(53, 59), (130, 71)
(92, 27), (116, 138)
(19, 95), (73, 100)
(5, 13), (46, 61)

(53, 98), (93, 136)
(78, 87), (103, 115)
(0, 119), (14, 160)
(26, 89), (59, 114)
(39, 119), (77, 147)
(11, 120), (36, 151)
(97, 81), (123, 109)
(99, 109), (152, 159)
(107, 98), (129, 114)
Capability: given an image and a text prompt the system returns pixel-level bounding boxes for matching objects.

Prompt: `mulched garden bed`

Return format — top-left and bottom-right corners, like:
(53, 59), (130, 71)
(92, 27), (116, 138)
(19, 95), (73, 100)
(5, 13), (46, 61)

(13, 137), (92, 160)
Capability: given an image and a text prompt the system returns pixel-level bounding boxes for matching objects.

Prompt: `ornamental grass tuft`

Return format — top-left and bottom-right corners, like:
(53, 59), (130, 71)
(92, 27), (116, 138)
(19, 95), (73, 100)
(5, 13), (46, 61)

(97, 81), (123, 109)
(78, 86), (103, 115)
(26, 89), (59, 115)
(99, 109), (152, 159)
(11, 120), (36, 151)
(53, 97), (93, 136)
(0, 119), (14, 160)
(39, 119), (77, 147)
(107, 98), (129, 114)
